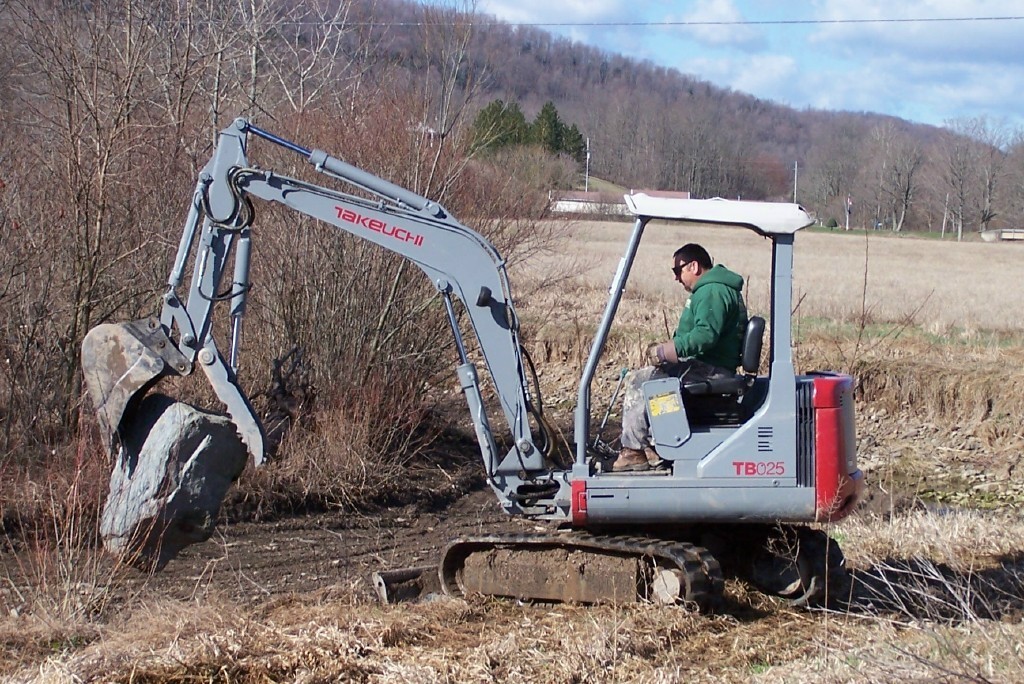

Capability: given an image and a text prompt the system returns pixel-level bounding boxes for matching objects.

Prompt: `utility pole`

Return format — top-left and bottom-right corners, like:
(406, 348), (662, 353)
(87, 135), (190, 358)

(585, 137), (591, 192)
(792, 161), (798, 203)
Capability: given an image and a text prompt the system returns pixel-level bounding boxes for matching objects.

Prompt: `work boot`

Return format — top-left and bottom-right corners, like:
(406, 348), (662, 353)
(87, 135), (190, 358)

(612, 448), (650, 472)
(644, 447), (667, 469)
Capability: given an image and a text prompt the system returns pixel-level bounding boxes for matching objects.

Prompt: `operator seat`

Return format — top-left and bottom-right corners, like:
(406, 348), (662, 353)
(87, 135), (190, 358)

(681, 315), (765, 425)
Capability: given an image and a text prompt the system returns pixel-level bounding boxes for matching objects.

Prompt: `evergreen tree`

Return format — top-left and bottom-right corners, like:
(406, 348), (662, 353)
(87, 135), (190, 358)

(562, 123), (586, 163)
(470, 99), (528, 152)
(531, 101), (564, 154)
(472, 99), (588, 168)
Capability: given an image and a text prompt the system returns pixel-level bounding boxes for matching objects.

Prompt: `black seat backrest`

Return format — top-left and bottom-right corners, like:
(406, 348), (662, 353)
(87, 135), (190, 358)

(740, 316), (766, 375)
(680, 316), (766, 424)
(681, 314), (766, 400)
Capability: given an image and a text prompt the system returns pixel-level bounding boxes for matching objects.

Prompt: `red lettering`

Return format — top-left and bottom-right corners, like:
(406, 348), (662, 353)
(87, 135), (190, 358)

(732, 461), (786, 476)
(334, 205), (424, 248)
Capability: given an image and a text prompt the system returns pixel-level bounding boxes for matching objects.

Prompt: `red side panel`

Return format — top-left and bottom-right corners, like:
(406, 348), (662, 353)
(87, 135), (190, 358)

(570, 479), (587, 527)
(815, 403), (844, 513)
(812, 374), (865, 522)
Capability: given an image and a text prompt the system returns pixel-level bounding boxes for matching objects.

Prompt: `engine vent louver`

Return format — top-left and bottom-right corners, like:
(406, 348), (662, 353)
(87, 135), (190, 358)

(757, 426), (773, 453)
(796, 380), (815, 486)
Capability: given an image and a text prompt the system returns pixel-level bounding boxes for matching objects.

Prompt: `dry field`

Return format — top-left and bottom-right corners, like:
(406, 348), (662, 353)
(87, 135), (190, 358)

(3, 220), (1024, 683)
(515, 219), (1024, 340)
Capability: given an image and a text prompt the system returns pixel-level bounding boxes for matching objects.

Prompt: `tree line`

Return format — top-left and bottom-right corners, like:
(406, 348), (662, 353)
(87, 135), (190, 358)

(441, 1), (1024, 236)
(471, 99), (586, 162)
(370, 0), (1024, 236)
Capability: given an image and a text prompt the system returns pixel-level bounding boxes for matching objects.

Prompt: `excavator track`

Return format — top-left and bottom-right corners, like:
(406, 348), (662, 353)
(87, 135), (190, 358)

(438, 532), (724, 611)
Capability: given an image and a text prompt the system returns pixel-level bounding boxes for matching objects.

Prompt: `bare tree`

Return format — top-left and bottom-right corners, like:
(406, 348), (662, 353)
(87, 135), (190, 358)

(869, 123), (924, 232)
(266, 0), (356, 116)
(409, 0), (491, 201)
(886, 136), (924, 233)
(940, 131), (972, 241)
(804, 122), (864, 221)
(4, 0), (171, 450)
(184, 0), (276, 133)
(941, 116), (1009, 239)
(1005, 129), (1024, 225)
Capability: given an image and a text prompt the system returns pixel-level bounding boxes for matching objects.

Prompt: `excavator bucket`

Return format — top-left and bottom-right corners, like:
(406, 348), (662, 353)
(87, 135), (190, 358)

(81, 318), (190, 454)
(83, 319), (251, 570)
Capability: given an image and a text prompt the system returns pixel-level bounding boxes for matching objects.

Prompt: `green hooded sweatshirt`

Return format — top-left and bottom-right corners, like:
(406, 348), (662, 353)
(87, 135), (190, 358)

(672, 264), (748, 370)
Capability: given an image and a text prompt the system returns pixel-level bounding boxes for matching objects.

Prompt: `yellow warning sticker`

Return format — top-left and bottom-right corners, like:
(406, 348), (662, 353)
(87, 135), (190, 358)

(648, 392), (682, 417)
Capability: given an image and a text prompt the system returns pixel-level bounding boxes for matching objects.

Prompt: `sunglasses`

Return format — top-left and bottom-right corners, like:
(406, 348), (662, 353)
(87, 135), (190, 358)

(671, 261), (691, 277)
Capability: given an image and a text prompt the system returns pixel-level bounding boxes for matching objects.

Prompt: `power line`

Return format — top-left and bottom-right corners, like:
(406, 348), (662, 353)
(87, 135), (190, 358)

(143, 15), (1024, 29)
(340, 15), (1024, 28)
(483, 16), (1024, 28)
(40, 2), (1024, 29)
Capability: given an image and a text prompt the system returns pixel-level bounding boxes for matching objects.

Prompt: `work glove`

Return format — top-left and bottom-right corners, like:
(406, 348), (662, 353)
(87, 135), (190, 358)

(646, 341), (679, 366)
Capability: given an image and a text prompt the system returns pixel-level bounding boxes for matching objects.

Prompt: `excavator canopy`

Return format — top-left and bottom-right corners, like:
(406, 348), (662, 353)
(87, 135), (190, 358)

(625, 194), (815, 236)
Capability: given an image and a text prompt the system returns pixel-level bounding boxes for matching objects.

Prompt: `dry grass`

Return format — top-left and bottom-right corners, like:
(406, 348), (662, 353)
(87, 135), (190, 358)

(0, 440), (132, 618)
(840, 507), (1024, 571)
(9, 584), (1024, 683)
(234, 378), (440, 516)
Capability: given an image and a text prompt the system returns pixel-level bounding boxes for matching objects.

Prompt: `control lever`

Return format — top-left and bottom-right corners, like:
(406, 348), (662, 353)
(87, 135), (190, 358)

(592, 368), (629, 449)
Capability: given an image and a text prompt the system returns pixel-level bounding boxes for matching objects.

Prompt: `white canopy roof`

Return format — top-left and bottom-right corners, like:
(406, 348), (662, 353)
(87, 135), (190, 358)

(624, 194), (814, 236)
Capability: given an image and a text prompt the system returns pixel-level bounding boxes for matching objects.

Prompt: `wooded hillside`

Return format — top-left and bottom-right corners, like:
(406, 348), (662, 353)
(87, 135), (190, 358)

(375, 0), (1023, 236)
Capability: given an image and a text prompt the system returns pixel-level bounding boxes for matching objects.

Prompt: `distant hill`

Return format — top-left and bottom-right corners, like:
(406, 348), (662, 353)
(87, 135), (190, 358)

(361, 0), (1016, 234)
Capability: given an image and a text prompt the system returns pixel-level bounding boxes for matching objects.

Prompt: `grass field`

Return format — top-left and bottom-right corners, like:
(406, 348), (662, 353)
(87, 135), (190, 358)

(3, 219), (1024, 682)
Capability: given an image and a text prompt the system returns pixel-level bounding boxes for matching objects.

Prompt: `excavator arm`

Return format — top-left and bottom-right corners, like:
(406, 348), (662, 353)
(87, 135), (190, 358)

(82, 119), (563, 519)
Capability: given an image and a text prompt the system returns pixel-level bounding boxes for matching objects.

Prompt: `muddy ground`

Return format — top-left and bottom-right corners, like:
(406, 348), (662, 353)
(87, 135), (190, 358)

(8, 411), (1024, 683)
(23, 400), (1019, 612)
(148, 467), (532, 605)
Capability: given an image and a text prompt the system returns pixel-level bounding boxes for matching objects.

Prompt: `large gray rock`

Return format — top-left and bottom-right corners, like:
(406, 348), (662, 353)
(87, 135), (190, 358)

(100, 394), (248, 570)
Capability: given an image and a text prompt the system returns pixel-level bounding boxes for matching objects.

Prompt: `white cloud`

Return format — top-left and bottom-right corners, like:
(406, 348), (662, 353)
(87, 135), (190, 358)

(679, 54), (800, 106)
(677, 0), (766, 50)
(472, 0), (646, 49)
(729, 54), (799, 98)
(800, 1), (1024, 125)
(810, 0), (1024, 62)
(474, 0), (635, 24)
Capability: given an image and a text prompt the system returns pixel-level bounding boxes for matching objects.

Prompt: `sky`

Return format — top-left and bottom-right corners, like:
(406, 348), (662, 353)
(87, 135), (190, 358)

(429, 0), (1024, 131)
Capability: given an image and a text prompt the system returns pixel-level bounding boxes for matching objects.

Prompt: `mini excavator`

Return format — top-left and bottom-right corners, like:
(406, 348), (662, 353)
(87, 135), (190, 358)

(82, 119), (864, 609)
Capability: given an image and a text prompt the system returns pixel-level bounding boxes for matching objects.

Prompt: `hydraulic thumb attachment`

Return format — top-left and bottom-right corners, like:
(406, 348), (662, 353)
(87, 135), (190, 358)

(81, 315), (257, 571)
(80, 120), (275, 568)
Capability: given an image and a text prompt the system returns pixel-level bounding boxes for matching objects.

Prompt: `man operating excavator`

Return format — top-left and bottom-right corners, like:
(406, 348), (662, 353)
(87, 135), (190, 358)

(612, 243), (748, 472)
